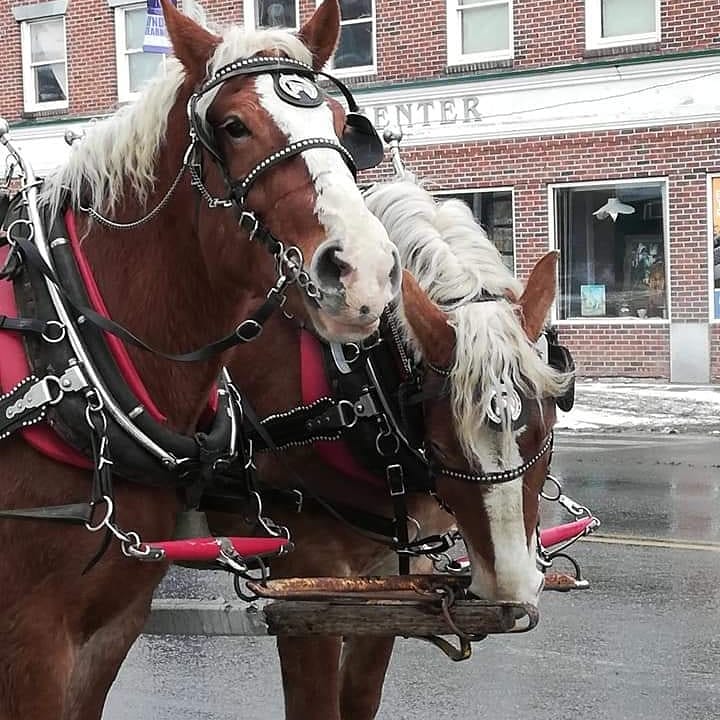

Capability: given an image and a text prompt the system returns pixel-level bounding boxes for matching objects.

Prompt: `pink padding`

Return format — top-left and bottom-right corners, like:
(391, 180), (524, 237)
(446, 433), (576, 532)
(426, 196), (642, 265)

(300, 330), (382, 486)
(149, 536), (289, 562)
(0, 245), (91, 468)
(65, 211), (166, 423)
(540, 517), (595, 548)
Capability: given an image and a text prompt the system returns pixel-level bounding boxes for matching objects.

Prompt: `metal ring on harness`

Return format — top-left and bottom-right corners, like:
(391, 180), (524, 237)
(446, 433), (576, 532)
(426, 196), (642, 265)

(41, 320), (66, 344)
(540, 473), (562, 502)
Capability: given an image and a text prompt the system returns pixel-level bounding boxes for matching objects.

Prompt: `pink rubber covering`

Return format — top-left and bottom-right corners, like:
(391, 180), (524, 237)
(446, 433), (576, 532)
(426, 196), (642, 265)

(539, 517), (595, 547)
(300, 330), (382, 486)
(149, 536), (289, 562)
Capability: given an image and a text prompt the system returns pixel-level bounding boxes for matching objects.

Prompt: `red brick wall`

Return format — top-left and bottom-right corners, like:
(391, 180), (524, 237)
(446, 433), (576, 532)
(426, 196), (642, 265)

(4, 0), (720, 122)
(356, 123), (720, 378)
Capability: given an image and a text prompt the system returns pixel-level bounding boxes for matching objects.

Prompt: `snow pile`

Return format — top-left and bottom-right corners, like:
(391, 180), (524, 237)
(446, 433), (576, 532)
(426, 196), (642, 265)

(556, 379), (720, 433)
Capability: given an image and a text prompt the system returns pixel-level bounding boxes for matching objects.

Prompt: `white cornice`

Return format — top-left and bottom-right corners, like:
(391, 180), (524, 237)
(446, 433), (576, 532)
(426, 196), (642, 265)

(353, 55), (720, 146)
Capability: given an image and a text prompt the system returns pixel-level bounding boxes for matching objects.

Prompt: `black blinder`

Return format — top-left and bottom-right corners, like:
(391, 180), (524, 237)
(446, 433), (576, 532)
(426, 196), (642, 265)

(548, 342), (575, 412)
(341, 112), (385, 171)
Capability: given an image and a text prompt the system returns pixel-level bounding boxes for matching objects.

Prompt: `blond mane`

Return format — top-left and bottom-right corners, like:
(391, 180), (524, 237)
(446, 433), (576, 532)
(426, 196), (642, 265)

(364, 178), (570, 468)
(40, 13), (311, 219)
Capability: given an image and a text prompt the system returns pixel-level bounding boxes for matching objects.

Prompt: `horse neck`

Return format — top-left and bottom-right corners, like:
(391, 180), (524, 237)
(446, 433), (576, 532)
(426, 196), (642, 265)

(77, 116), (259, 433)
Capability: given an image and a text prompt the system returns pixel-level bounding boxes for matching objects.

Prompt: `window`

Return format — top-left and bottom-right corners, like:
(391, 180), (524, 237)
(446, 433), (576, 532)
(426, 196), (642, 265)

(437, 190), (515, 272)
(708, 176), (720, 320)
(585, 0), (660, 49)
(312, 0), (375, 75)
(551, 180), (668, 321)
(246, 0), (299, 29)
(20, 16), (68, 112)
(447, 0), (513, 66)
(115, 3), (165, 102)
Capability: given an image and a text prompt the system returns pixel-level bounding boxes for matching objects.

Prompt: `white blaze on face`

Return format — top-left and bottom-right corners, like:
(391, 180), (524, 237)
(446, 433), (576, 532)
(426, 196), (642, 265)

(466, 432), (544, 605)
(254, 75), (396, 316)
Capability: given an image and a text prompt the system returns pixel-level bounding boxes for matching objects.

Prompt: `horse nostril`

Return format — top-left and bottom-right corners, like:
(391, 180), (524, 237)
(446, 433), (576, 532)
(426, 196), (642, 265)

(359, 304), (370, 316)
(389, 246), (401, 298)
(310, 241), (347, 294)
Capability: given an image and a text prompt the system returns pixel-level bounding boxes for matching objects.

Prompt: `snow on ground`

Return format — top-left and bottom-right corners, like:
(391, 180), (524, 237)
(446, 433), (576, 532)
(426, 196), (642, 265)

(556, 378), (720, 433)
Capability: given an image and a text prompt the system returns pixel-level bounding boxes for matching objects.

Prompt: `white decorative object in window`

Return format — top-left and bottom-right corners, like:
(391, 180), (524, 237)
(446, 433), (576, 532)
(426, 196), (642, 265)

(585, 0), (660, 50)
(245, 0), (299, 29)
(550, 179), (669, 322)
(20, 16), (68, 112)
(115, 3), (165, 102)
(446, 0), (513, 66)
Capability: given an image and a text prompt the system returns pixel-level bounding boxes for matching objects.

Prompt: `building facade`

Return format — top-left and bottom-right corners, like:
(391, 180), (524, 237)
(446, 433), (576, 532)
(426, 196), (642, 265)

(2, 0), (720, 381)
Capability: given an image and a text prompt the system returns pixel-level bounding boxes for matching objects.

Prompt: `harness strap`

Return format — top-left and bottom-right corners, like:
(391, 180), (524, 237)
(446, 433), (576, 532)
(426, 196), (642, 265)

(0, 503), (93, 524)
(0, 314), (60, 338)
(15, 234), (283, 362)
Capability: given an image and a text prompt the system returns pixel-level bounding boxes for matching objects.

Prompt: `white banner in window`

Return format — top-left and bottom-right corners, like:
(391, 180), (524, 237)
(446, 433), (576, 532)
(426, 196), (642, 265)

(143, 0), (176, 54)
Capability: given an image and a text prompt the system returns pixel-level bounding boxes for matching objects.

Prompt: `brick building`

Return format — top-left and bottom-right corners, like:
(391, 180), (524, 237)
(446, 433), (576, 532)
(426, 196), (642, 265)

(2, 0), (720, 381)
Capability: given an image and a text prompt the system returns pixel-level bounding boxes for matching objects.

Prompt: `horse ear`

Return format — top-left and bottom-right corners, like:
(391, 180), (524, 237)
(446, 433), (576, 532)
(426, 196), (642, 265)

(518, 250), (559, 342)
(161, 0), (220, 79)
(401, 270), (455, 369)
(297, 0), (340, 71)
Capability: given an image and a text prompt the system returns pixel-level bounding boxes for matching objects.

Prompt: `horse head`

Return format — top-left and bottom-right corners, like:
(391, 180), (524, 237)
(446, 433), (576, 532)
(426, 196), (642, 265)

(400, 252), (569, 606)
(140, 1), (401, 343)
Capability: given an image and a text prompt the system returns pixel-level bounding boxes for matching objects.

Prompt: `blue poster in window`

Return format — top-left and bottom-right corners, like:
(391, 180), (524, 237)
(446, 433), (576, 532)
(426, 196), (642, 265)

(143, 0), (176, 54)
(714, 289), (720, 319)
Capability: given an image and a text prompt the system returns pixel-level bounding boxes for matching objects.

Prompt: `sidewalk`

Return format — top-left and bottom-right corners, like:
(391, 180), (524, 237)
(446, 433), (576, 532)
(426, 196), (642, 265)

(557, 378), (720, 434)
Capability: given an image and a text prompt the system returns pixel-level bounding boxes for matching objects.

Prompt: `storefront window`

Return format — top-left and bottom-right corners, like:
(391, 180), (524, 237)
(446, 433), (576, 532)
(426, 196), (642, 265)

(553, 181), (668, 320)
(439, 190), (514, 272)
(710, 176), (720, 319)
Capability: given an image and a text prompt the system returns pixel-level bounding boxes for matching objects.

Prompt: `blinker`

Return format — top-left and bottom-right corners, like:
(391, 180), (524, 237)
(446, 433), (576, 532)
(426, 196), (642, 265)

(341, 112), (385, 171)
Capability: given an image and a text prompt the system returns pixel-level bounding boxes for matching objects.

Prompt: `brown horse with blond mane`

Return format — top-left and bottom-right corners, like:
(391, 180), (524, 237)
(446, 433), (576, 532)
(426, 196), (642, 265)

(0, 2), (400, 717)
(210, 177), (571, 720)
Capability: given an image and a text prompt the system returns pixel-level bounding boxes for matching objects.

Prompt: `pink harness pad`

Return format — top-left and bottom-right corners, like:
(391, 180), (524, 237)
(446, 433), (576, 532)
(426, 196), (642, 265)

(300, 330), (381, 486)
(0, 244), (90, 467)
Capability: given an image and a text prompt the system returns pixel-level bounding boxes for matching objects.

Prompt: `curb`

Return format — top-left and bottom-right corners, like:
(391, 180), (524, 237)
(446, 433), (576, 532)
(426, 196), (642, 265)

(145, 598), (269, 637)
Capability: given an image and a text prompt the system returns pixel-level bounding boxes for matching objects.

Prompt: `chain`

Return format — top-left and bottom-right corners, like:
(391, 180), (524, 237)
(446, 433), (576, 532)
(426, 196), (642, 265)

(79, 160), (189, 230)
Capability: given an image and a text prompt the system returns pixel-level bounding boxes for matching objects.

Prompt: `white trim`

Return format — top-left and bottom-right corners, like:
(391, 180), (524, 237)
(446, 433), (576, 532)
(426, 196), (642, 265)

(244, 0), (299, 31)
(355, 55), (720, 146)
(114, 3), (165, 103)
(20, 16), (68, 113)
(434, 186), (516, 273)
(585, 0), (660, 50)
(314, 0), (376, 78)
(707, 174), (720, 323)
(446, 0), (514, 66)
(547, 177), (670, 324)
(12, 1), (67, 22)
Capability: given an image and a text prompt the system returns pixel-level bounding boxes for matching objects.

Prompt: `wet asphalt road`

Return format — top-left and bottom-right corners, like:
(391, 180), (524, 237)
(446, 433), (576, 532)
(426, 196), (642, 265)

(105, 432), (720, 720)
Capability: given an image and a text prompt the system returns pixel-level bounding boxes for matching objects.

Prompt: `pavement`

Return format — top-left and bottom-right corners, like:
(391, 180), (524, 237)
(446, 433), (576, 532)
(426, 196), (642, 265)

(556, 377), (720, 434)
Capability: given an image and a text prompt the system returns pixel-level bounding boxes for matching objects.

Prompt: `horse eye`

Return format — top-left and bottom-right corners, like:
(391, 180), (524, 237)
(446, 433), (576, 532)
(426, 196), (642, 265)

(222, 118), (249, 139)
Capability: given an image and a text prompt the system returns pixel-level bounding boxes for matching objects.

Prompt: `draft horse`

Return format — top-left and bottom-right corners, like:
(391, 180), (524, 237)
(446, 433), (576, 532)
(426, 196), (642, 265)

(0, 1), (400, 717)
(209, 178), (572, 720)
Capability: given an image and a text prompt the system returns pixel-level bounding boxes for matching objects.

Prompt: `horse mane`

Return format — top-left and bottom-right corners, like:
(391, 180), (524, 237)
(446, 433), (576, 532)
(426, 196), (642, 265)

(40, 14), (312, 219)
(364, 178), (569, 469)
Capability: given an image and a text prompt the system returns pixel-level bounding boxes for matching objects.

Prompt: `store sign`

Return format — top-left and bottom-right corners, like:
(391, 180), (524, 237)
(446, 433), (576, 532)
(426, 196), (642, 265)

(367, 96), (483, 132)
(712, 177), (720, 318)
(143, 0), (177, 54)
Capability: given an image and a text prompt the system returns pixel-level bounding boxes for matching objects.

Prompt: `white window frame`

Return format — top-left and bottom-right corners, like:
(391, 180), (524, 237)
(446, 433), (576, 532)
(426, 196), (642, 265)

(446, 0), (514, 67)
(113, 1), (167, 103)
(434, 187), (516, 273)
(706, 174), (720, 323)
(20, 16), (68, 112)
(548, 177), (671, 325)
(314, 0), (377, 77)
(244, 0), (300, 30)
(585, 0), (661, 50)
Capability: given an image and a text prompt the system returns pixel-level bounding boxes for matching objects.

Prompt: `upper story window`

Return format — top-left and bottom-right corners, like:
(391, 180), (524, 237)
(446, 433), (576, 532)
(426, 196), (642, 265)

(312, 0), (375, 76)
(113, 2), (165, 102)
(13, 1), (69, 113)
(447, 0), (513, 66)
(585, 0), (660, 50)
(246, 0), (299, 29)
